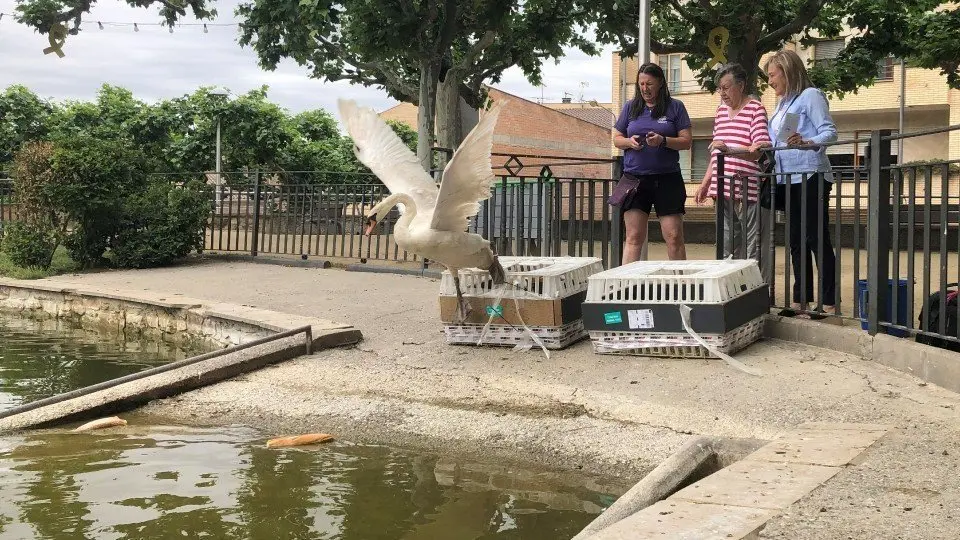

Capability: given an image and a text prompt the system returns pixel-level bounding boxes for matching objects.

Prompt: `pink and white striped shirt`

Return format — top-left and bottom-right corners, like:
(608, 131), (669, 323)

(707, 99), (771, 203)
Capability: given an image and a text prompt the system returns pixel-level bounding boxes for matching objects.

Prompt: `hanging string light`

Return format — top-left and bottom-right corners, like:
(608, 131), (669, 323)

(0, 12), (249, 57)
(0, 12), (241, 32)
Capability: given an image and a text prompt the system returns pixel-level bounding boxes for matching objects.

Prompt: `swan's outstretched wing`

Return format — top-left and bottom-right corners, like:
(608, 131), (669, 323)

(429, 99), (506, 232)
(338, 99), (438, 211)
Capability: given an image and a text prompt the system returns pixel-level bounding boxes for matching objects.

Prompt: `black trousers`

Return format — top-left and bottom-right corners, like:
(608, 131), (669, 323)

(786, 175), (837, 306)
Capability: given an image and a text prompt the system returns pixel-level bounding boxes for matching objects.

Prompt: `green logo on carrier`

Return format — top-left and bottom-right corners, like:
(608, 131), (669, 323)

(604, 311), (623, 324)
(485, 305), (504, 317)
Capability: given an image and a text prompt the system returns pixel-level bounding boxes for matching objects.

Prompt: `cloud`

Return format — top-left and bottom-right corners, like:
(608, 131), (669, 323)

(0, 0), (616, 122)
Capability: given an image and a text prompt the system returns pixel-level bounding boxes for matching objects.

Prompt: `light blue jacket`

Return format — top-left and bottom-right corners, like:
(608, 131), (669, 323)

(768, 87), (838, 184)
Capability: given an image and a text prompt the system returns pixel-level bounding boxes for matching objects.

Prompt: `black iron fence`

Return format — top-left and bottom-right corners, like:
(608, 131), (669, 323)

(160, 153), (624, 267)
(715, 125), (960, 347)
(0, 177), (12, 226)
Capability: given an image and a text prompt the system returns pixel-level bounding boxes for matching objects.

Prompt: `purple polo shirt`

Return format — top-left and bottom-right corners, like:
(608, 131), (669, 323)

(614, 98), (692, 176)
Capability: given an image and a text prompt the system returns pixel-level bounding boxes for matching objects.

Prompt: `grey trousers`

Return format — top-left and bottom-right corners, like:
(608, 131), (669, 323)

(719, 197), (761, 261)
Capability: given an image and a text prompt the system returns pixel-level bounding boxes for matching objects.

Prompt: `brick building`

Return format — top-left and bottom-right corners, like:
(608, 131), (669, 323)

(612, 40), (960, 181)
(379, 88), (614, 180)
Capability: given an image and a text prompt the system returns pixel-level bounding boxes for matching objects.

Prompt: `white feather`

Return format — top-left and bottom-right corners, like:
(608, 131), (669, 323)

(337, 98), (508, 277)
(430, 99), (505, 232)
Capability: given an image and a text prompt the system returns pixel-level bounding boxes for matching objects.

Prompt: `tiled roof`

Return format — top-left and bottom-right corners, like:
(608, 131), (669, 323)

(557, 107), (615, 129)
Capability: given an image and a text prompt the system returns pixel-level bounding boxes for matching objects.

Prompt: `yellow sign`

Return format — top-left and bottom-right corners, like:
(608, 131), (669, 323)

(706, 26), (729, 68)
(42, 23), (67, 58)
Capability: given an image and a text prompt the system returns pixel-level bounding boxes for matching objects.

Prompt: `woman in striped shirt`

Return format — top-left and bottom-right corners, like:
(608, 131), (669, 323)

(695, 63), (771, 260)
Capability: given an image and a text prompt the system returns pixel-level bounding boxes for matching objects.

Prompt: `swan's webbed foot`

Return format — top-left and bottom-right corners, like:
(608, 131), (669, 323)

(488, 255), (506, 286)
(454, 275), (473, 324)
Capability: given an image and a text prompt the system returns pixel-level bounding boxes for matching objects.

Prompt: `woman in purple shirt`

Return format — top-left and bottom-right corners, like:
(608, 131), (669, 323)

(611, 63), (693, 262)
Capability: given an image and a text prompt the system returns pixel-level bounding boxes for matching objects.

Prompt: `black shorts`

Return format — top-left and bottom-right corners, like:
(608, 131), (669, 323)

(623, 171), (686, 216)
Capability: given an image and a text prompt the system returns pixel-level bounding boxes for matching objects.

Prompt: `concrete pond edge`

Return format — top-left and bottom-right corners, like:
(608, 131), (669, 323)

(0, 277), (363, 433)
(764, 314), (960, 394)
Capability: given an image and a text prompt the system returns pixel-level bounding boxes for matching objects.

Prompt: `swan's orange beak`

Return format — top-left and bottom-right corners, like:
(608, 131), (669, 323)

(363, 217), (378, 237)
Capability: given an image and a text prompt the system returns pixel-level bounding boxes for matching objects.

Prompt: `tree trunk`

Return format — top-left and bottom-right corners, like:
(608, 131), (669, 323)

(416, 59), (440, 174)
(733, 26), (763, 97)
(436, 73), (470, 173)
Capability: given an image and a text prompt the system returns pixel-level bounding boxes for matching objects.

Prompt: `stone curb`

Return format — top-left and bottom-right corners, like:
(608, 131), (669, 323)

(763, 315), (960, 394)
(0, 278), (361, 351)
(198, 252), (444, 279)
(198, 252), (333, 269)
(344, 263), (443, 279)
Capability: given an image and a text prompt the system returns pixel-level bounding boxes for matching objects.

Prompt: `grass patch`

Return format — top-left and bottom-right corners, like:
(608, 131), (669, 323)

(0, 247), (79, 279)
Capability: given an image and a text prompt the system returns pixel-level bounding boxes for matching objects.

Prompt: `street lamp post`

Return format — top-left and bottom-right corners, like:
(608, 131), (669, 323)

(638, 0), (651, 63)
(210, 89), (229, 210)
(638, 0), (650, 261)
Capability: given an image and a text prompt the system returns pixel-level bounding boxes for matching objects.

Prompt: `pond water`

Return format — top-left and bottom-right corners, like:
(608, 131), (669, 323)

(0, 315), (205, 410)
(0, 314), (624, 538)
(0, 422), (622, 539)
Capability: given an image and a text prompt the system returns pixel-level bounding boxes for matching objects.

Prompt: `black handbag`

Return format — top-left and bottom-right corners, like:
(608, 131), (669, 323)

(917, 283), (960, 352)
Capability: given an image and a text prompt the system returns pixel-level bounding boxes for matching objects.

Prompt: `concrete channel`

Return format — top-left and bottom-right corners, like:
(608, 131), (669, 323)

(0, 278), (362, 433)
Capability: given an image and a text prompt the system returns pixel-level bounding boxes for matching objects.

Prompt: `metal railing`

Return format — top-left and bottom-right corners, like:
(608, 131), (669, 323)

(176, 153), (624, 267)
(715, 125), (960, 347)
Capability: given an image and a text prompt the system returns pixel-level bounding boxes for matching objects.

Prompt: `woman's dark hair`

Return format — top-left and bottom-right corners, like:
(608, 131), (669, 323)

(630, 62), (671, 120)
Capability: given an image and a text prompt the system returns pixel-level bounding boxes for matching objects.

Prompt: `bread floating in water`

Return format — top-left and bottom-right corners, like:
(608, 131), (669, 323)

(73, 416), (128, 432)
(266, 433), (335, 448)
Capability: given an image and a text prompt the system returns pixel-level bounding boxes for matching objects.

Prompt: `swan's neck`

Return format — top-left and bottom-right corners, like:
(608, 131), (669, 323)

(376, 192), (417, 223)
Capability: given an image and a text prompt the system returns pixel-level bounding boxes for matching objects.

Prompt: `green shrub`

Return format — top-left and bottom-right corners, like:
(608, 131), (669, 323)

(1, 221), (57, 268)
(47, 134), (142, 266)
(111, 180), (210, 268)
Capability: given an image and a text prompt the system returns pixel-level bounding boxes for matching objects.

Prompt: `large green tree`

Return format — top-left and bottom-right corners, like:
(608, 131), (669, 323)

(0, 83), (415, 180)
(592, 0), (960, 96)
(235, 0), (598, 169)
(0, 85), (54, 165)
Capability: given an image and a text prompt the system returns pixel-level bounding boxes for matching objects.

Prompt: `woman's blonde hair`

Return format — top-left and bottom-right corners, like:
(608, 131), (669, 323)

(763, 49), (813, 96)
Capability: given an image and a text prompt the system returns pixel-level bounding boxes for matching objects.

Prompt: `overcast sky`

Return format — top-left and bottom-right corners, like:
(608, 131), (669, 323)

(0, 0), (618, 122)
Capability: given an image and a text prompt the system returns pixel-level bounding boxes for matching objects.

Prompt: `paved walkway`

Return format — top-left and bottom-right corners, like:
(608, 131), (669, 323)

(37, 259), (960, 539)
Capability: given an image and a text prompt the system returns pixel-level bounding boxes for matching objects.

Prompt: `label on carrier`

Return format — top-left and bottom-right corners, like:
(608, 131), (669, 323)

(627, 309), (655, 329)
(604, 312), (623, 324)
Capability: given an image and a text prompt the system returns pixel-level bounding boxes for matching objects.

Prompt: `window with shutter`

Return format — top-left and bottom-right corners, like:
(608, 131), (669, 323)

(814, 39), (846, 70)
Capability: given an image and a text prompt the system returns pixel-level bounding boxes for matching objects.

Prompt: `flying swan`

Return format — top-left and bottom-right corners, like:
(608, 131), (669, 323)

(338, 98), (507, 322)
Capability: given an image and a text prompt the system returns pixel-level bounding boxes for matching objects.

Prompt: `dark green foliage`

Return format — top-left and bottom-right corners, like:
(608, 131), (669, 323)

(0, 222), (57, 268)
(112, 181), (211, 269)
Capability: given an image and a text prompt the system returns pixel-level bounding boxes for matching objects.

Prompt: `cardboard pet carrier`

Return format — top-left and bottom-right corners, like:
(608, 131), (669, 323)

(439, 256), (605, 350)
(582, 259), (768, 357)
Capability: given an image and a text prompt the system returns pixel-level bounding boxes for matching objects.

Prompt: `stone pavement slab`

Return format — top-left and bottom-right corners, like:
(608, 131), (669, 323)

(745, 424), (892, 467)
(671, 459), (841, 510)
(588, 499), (778, 540)
(588, 423), (892, 539)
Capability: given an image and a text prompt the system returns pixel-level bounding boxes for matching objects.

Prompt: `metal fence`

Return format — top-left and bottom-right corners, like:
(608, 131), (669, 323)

(0, 177), (12, 225)
(179, 153), (623, 267)
(716, 125), (960, 347)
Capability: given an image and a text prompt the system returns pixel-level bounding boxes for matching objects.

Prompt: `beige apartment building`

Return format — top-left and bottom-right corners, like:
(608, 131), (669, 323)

(613, 40), (960, 181)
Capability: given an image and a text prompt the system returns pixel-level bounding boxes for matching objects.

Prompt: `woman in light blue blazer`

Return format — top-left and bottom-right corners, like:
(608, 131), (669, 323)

(755, 49), (839, 318)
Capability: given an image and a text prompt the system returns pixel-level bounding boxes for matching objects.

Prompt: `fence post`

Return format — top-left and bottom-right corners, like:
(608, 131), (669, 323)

(251, 169), (261, 257)
(610, 157), (624, 267)
(715, 153), (726, 259)
(867, 129), (893, 334)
